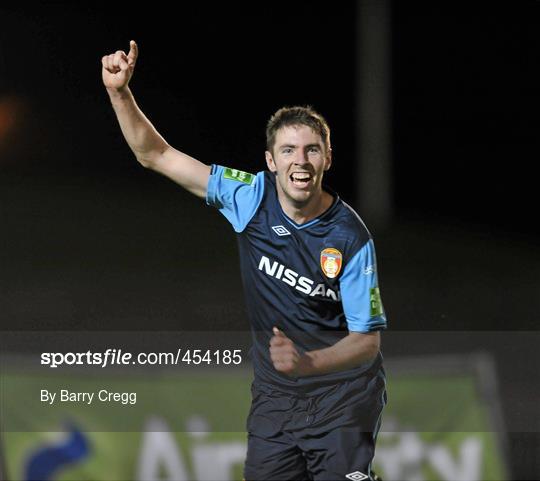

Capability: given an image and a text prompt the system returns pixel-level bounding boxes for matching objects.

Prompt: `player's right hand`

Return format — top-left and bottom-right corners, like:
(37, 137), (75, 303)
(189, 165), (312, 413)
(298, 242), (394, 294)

(270, 327), (301, 377)
(101, 40), (138, 90)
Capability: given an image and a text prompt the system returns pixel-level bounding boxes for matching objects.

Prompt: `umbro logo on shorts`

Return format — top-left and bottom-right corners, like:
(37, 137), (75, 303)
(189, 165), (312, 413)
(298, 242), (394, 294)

(345, 471), (368, 481)
(271, 225), (291, 236)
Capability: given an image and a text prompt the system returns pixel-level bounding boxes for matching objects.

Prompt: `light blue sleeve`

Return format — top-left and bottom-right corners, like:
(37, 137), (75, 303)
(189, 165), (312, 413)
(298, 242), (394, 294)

(339, 239), (387, 332)
(206, 164), (265, 233)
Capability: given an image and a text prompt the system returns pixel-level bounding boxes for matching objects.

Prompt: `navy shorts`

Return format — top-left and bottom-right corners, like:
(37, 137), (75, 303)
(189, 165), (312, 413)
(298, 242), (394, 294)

(244, 371), (386, 481)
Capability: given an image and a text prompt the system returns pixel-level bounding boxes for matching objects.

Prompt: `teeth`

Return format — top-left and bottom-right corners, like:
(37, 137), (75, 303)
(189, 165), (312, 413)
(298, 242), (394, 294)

(291, 173), (311, 181)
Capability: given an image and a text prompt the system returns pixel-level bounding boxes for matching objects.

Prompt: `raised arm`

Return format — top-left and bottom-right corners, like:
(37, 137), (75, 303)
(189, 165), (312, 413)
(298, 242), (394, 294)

(102, 41), (210, 198)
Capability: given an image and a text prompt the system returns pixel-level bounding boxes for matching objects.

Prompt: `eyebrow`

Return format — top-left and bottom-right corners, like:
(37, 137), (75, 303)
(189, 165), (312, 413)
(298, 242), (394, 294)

(277, 143), (322, 150)
(278, 144), (296, 149)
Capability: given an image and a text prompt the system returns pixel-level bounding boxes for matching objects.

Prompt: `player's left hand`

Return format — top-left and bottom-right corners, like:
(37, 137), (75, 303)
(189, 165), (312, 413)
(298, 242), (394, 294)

(269, 327), (301, 377)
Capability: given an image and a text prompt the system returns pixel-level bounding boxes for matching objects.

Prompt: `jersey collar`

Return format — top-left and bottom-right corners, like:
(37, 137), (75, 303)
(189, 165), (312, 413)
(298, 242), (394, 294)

(278, 186), (340, 230)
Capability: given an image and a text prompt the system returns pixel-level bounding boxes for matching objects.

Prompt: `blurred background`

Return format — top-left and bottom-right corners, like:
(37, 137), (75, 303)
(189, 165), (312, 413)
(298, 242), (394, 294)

(0, 2), (538, 480)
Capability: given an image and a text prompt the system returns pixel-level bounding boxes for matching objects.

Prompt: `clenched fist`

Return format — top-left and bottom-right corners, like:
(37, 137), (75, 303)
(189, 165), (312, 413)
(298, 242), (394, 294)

(102, 40), (138, 91)
(269, 327), (301, 377)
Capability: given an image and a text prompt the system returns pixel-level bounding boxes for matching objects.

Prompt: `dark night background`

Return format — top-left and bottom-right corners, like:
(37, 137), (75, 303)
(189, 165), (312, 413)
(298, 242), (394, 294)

(0, 2), (538, 479)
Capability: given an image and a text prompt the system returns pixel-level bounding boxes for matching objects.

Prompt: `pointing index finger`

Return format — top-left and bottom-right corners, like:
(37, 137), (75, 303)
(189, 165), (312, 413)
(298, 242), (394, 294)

(127, 40), (138, 65)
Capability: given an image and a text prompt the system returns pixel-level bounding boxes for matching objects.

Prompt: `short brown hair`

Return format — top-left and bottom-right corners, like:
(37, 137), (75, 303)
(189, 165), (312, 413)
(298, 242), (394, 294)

(266, 106), (331, 154)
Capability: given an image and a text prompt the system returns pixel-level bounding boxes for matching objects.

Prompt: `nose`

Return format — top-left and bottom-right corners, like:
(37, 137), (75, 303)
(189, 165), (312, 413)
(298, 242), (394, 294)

(294, 149), (309, 165)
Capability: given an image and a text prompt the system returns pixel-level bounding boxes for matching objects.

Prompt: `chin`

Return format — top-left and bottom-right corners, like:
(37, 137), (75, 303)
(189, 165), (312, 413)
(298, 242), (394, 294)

(277, 179), (314, 206)
(287, 191), (313, 206)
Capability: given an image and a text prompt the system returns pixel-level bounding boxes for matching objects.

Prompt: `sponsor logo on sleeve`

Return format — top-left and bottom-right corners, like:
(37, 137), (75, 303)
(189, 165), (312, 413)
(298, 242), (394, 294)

(363, 264), (375, 275)
(223, 168), (254, 185)
(320, 248), (342, 279)
(370, 287), (384, 317)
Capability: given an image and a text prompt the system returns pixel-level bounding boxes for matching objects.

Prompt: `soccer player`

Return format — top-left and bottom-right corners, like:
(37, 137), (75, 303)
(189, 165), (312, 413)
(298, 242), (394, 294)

(102, 41), (387, 481)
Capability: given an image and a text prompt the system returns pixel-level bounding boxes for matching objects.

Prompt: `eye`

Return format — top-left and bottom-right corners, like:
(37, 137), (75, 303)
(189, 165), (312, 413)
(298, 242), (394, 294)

(282, 148), (293, 154)
(308, 146), (320, 154)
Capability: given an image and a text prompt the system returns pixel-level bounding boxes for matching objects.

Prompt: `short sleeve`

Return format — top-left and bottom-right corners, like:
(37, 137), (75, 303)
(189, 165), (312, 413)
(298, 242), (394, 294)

(206, 165), (265, 232)
(339, 239), (387, 332)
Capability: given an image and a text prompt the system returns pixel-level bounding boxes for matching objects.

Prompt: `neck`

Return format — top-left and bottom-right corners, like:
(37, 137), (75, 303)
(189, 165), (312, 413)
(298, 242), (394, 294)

(278, 189), (334, 225)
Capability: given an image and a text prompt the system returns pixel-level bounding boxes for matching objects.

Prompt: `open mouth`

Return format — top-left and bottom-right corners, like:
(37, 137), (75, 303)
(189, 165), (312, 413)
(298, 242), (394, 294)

(289, 172), (312, 187)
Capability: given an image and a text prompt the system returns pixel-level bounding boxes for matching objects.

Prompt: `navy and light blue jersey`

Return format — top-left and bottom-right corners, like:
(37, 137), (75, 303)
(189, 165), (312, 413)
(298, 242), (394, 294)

(207, 165), (387, 392)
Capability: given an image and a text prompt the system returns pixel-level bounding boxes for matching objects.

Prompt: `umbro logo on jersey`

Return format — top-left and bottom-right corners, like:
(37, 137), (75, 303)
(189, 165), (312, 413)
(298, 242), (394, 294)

(271, 225), (291, 236)
(345, 472), (368, 481)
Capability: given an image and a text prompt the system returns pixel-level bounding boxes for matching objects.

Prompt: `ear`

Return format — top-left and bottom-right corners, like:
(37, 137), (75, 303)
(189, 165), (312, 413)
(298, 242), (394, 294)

(324, 148), (333, 171)
(265, 151), (277, 172)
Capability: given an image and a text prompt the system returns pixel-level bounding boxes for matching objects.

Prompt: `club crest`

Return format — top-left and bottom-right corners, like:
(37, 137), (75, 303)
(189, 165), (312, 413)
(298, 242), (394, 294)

(320, 248), (342, 279)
